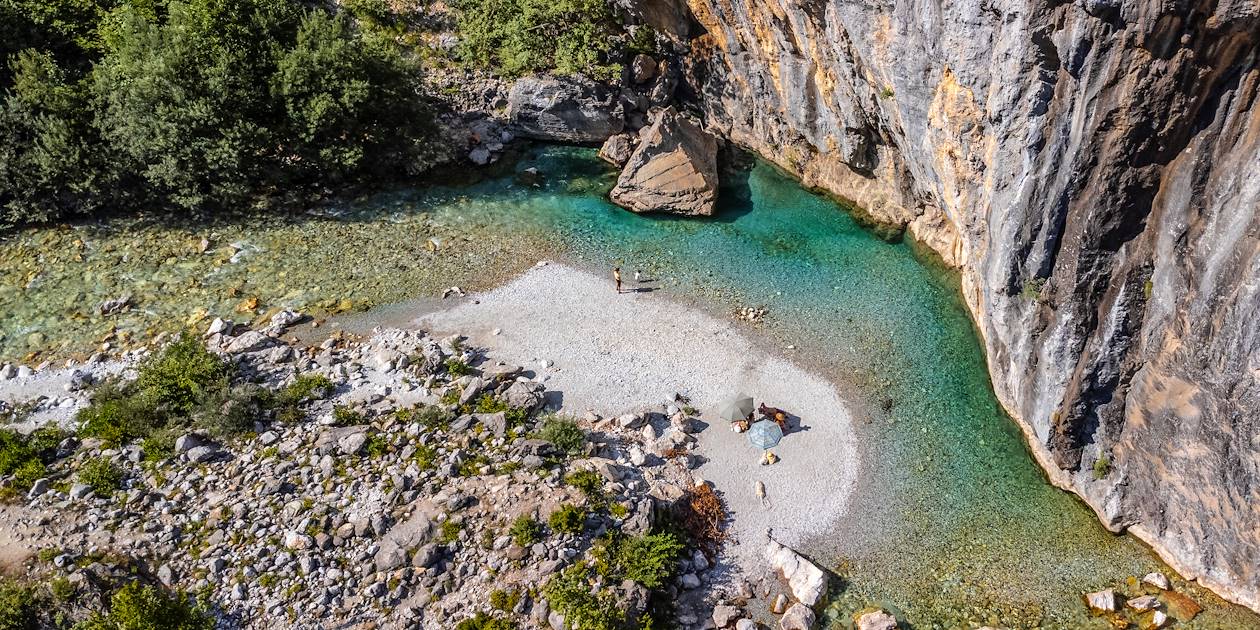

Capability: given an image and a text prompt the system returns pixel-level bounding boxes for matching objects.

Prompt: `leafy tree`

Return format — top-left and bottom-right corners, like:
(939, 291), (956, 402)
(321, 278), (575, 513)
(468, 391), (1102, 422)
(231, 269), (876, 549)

(0, 50), (114, 225)
(91, 0), (298, 210)
(274, 10), (433, 183)
(453, 0), (623, 80)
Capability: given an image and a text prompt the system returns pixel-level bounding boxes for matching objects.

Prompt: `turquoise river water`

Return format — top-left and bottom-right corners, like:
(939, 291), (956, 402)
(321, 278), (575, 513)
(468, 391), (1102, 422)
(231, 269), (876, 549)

(2, 146), (1257, 629)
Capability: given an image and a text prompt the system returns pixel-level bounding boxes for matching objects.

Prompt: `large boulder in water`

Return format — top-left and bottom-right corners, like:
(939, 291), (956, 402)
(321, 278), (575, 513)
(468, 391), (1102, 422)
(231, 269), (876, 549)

(508, 75), (624, 143)
(610, 108), (718, 216)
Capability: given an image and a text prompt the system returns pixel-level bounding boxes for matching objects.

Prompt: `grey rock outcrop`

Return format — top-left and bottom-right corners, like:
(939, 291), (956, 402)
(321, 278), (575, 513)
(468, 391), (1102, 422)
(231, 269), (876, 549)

(610, 108), (719, 216)
(675, 0), (1260, 611)
(507, 75), (624, 143)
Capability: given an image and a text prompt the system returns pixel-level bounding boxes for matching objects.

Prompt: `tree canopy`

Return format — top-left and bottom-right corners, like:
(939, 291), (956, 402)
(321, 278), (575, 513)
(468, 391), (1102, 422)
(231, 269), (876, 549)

(0, 0), (436, 226)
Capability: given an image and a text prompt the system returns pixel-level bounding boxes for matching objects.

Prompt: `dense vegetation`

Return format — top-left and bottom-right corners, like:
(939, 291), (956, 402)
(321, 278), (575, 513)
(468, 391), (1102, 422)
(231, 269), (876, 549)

(0, 578), (210, 630)
(451, 0), (629, 80)
(0, 0), (436, 227)
(76, 333), (258, 453)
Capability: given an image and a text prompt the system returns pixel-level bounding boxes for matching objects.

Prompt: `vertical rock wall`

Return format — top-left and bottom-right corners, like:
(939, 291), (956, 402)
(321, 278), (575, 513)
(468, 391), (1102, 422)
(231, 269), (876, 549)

(642, 0), (1260, 612)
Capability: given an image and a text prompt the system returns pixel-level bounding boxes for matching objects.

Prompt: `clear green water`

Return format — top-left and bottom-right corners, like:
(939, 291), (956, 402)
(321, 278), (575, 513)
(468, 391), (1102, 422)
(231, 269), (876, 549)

(2, 146), (1256, 628)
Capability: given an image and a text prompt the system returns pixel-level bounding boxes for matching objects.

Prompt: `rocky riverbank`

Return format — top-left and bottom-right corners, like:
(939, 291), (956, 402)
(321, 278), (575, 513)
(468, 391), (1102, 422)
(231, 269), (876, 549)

(0, 295), (862, 629)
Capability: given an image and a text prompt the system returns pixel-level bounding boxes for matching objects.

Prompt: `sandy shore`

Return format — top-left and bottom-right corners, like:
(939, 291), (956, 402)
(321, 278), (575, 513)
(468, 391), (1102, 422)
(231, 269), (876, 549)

(416, 262), (859, 574)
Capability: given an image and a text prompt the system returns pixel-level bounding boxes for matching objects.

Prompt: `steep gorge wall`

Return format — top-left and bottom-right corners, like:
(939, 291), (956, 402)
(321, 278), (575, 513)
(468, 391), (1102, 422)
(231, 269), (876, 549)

(638, 0), (1260, 612)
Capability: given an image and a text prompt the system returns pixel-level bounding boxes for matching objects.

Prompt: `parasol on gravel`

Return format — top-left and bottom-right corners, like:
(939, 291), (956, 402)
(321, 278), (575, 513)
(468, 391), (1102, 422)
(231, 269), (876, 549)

(717, 394), (755, 422)
(746, 420), (784, 450)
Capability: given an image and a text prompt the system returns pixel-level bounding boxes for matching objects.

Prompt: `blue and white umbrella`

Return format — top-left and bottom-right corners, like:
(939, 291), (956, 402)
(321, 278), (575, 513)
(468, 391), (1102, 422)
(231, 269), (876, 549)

(746, 420), (783, 450)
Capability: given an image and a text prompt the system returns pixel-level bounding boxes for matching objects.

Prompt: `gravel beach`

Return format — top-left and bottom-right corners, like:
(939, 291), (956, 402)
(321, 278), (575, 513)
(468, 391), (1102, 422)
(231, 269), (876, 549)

(417, 262), (860, 575)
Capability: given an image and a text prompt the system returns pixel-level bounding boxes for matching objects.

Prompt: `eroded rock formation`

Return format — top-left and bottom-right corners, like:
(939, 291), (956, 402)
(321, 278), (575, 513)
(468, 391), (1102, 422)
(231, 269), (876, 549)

(611, 107), (720, 215)
(638, 0), (1260, 612)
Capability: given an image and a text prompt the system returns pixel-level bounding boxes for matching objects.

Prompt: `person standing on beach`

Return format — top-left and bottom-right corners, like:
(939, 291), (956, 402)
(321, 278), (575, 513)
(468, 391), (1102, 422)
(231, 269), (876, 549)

(634, 269), (642, 283)
(613, 267), (623, 294)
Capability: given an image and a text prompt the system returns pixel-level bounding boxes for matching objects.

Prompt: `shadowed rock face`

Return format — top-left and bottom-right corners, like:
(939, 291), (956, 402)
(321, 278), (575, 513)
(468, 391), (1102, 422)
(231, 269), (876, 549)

(641, 0), (1260, 612)
(507, 75), (625, 143)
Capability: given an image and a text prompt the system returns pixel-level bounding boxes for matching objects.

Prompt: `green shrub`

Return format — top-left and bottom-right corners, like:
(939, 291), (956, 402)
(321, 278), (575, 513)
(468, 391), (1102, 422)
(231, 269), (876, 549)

(542, 563), (624, 630)
(591, 531), (686, 587)
(79, 581), (212, 630)
(537, 416), (585, 455)
(188, 385), (260, 438)
(49, 577), (74, 602)
(136, 334), (232, 415)
(454, 612), (517, 630)
(79, 456), (123, 497)
(509, 515), (543, 547)
(412, 444), (437, 470)
(76, 384), (161, 446)
(444, 358), (473, 376)
(277, 374), (333, 407)
(0, 578), (39, 630)
(0, 429), (50, 491)
(548, 504), (585, 534)
(364, 434), (389, 458)
(397, 405), (452, 429)
(331, 405), (364, 427)
(564, 469), (605, 506)
(1093, 454), (1111, 480)
(489, 587), (521, 612)
(439, 519), (462, 544)
(1021, 277), (1047, 301)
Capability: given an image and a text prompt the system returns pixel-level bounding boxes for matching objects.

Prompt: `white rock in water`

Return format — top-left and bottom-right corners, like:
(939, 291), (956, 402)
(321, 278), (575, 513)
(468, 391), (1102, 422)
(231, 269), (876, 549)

(765, 537), (828, 607)
(205, 317), (230, 336)
(1083, 589), (1117, 613)
(492, 328), (502, 336)
(16, 365), (33, 378)
(0, 364), (14, 380)
(855, 610), (897, 630)
(269, 309), (302, 329)
(1142, 571), (1171, 590)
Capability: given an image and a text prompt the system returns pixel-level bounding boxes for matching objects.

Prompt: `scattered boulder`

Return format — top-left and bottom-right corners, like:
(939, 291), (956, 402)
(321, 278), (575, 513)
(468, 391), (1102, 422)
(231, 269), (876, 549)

(503, 380), (545, 412)
(630, 54), (658, 84)
(713, 604), (739, 627)
(779, 603), (816, 630)
(610, 108), (719, 216)
(225, 330), (275, 354)
(598, 133), (638, 167)
(269, 309), (303, 330)
(1127, 594), (1160, 611)
(507, 75), (624, 143)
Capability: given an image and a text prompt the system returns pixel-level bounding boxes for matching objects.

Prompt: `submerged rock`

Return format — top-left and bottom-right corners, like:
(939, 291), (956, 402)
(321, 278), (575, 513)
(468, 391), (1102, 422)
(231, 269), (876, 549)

(855, 610), (897, 630)
(1084, 588), (1117, 614)
(610, 108), (719, 216)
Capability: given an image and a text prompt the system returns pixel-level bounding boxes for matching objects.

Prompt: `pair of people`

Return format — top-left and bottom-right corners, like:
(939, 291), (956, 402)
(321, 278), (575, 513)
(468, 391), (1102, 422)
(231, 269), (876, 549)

(613, 267), (643, 294)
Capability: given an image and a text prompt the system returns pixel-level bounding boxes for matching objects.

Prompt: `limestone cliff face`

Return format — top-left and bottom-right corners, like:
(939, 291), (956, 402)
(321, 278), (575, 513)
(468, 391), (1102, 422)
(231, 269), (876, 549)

(638, 0), (1260, 612)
